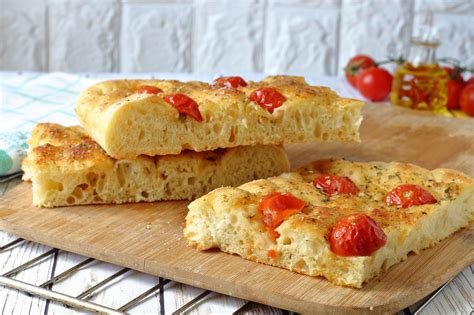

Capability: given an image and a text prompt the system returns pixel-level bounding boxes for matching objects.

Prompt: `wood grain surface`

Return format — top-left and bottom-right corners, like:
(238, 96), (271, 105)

(0, 103), (473, 314)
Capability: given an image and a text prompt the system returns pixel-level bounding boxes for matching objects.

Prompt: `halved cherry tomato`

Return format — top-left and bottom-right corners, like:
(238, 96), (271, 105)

(344, 55), (376, 88)
(249, 87), (286, 113)
(137, 85), (162, 94)
(163, 93), (203, 122)
(259, 192), (305, 240)
(330, 213), (387, 256)
(446, 79), (465, 110)
(385, 184), (437, 208)
(313, 174), (359, 197)
(460, 83), (474, 116)
(267, 249), (277, 258)
(213, 76), (247, 88)
(357, 67), (393, 101)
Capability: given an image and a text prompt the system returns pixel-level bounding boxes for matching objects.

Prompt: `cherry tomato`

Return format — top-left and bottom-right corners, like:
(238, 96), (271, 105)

(466, 77), (474, 85)
(137, 85), (162, 94)
(163, 93), (203, 122)
(443, 66), (464, 82)
(213, 76), (247, 88)
(330, 213), (387, 256)
(385, 184), (437, 208)
(446, 79), (465, 110)
(249, 88), (287, 113)
(356, 68), (393, 101)
(259, 192), (305, 240)
(459, 84), (474, 116)
(344, 55), (376, 88)
(312, 174), (359, 197)
(267, 250), (277, 258)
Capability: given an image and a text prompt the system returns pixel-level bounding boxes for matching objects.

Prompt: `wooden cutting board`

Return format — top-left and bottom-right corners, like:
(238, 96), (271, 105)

(0, 103), (473, 314)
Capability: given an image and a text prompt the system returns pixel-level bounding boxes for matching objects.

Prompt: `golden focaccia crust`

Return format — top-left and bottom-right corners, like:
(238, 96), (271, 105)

(184, 158), (474, 288)
(22, 123), (290, 207)
(76, 75), (364, 159)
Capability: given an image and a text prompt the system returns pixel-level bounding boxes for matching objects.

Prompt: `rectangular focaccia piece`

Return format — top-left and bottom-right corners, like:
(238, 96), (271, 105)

(184, 158), (474, 288)
(22, 123), (290, 207)
(76, 75), (364, 159)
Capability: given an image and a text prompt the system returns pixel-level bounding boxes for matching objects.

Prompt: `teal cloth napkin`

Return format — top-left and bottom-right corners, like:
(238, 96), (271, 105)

(0, 131), (28, 175)
(0, 72), (92, 176)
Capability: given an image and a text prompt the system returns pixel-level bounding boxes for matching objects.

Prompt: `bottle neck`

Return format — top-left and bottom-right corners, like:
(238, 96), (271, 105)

(407, 40), (438, 66)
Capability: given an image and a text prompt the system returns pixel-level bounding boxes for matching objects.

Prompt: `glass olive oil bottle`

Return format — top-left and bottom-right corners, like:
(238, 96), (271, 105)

(391, 39), (448, 111)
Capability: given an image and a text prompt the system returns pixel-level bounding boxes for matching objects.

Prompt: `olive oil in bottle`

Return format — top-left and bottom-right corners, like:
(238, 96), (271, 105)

(391, 39), (448, 111)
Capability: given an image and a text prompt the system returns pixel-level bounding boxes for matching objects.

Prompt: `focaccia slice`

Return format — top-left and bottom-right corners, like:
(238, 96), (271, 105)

(76, 75), (363, 159)
(22, 123), (290, 207)
(184, 158), (474, 288)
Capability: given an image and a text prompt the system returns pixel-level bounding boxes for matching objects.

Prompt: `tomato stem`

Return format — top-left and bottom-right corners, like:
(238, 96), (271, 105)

(345, 60), (365, 74)
(375, 56), (406, 67)
(437, 57), (473, 74)
(437, 57), (461, 67)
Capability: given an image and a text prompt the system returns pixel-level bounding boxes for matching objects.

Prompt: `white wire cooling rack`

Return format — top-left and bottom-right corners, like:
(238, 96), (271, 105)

(0, 235), (446, 314)
(0, 237), (297, 314)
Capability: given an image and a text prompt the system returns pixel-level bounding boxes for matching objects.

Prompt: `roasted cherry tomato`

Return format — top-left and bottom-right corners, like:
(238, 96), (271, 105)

(259, 192), (305, 240)
(357, 67), (393, 101)
(385, 184), (437, 208)
(446, 79), (465, 110)
(163, 93), (203, 122)
(213, 76), (247, 88)
(345, 55), (376, 88)
(459, 83), (474, 116)
(137, 85), (162, 94)
(249, 87), (286, 113)
(313, 174), (359, 197)
(267, 249), (277, 258)
(330, 213), (387, 256)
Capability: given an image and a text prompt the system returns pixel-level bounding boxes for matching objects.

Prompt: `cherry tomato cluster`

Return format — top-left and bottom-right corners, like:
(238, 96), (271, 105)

(258, 174), (437, 257)
(344, 55), (474, 116)
(136, 76), (288, 121)
(443, 66), (474, 116)
(344, 55), (392, 102)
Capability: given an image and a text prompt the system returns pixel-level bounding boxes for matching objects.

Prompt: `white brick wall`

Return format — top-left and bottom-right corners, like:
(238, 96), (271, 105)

(0, 0), (46, 71)
(0, 0), (473, 75)
(265, 0), (340, 75)
(339, 0), (413, 73)
(121, 1), (193, 72)
(194, 0), (265, 73)
(48, 0), (121, 72)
